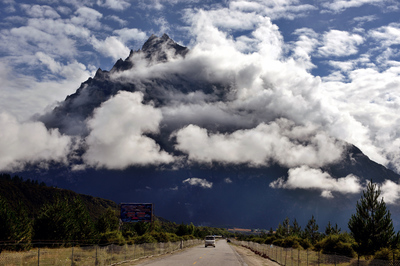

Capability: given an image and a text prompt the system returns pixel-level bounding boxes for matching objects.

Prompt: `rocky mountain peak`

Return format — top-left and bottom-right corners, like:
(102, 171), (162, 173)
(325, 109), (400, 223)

(140, 33), (189, 61)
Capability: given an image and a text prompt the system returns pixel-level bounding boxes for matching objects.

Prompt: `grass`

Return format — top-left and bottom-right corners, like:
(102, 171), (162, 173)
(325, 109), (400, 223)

(0, 240), (202, 266)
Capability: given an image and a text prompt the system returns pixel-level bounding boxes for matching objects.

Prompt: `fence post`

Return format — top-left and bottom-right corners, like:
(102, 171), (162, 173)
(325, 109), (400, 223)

(335, 252), (337, 266)
(298, 249), (300, 266)
(307, 249), (309, 266)
(95, 246), (99, 266)
(285, 248), (287, 266)
(37, 244), (40, 266)
(291, 248), (293, 266)
(71, 244), (74, 266)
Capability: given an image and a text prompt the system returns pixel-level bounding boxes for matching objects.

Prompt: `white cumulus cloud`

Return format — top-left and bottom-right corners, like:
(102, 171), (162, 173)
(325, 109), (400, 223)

(82, 91), (174, 169)
(0, 112), (72, 171)
(173, 119), (345, 168)
(270, 165), (363, 198)
(318, 30), (364, 57)
(183, 177), (213, 188)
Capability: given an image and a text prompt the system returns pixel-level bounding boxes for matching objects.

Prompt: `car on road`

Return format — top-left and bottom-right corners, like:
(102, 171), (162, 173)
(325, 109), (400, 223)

(204, 235), (216, 248)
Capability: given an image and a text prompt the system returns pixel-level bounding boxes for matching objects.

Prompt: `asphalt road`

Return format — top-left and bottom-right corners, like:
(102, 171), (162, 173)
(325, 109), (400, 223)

(131, 240), (247, 266)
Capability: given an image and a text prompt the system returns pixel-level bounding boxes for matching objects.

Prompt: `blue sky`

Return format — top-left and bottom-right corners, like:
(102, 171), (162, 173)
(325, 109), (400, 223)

(1, 0), (400, 203)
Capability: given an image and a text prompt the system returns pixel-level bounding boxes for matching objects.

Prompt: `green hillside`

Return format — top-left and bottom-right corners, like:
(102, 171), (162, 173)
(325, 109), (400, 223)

(0, 173), (117, 220)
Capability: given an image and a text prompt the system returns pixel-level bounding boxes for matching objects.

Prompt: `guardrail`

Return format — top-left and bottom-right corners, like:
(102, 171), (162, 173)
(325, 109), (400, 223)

(0, 239), (202, 265)
(231, 239), (400, 266)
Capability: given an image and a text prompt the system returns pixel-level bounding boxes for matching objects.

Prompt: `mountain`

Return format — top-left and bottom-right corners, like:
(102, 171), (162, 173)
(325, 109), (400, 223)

(0, 174), (117, 220)
(27, 34), (400, 231)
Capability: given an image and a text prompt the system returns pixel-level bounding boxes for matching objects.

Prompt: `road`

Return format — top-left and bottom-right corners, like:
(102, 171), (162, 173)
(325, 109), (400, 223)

(130, 240), (247, 266)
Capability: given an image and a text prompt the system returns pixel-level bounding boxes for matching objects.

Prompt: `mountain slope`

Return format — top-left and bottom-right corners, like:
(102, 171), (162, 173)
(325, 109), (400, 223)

(31, 34), (400, 230)
(0, 174), (117, 220)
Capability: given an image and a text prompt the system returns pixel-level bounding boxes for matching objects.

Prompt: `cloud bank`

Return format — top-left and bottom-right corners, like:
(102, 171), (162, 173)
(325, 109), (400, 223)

(82, 91), (174, 170)
(270, 166), (362, 198)
(0, 112), (72, 171)
(173, 120), (344, 168)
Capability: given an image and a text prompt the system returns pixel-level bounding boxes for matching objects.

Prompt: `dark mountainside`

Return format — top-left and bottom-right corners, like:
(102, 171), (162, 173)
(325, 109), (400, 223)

(0, 174), (117, 220)
(23, 34), (400, 230)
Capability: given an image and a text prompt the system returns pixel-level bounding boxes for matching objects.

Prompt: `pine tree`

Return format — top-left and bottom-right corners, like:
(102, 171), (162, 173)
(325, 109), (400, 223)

(282, 217), (290, 237)
(0, 197), (32, 250)
(96, 207), (119, 233)
(276, 223), (285, 238)
(304, 215), (319, 244)
(291, 218), (302, 236)
(325, 221), (333, 236)
(34, 196), (95, 242)
(348, 180), (395, 255)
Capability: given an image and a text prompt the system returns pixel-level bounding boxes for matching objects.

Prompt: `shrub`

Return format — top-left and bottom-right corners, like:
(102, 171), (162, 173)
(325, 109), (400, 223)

(282, 236), (302, 249)
(264, 235), (277, 244)
(134, 234), (157, 244)
(272, 238), (284, 246)
(300, 238), (312, 250)
(99, 230), (126, 245)
(315, 235), (356, 258)
(374, 248), (400, 261)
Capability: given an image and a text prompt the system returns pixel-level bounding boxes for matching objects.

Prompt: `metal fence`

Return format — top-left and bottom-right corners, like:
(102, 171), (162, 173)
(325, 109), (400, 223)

(232, 239), (400, 266)
(0, 239), (202, 266)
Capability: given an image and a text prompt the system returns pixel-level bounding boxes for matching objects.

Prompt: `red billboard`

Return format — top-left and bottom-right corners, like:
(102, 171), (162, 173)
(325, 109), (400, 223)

(120, 203), (153, 223)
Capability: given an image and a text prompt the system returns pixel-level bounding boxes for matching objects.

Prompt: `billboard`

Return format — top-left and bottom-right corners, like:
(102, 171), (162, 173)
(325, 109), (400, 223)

(120, 203), (153, 223)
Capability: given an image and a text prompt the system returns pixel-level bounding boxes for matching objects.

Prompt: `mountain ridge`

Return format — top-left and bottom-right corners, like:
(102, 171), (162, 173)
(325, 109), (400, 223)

(27, 34), (400, 230)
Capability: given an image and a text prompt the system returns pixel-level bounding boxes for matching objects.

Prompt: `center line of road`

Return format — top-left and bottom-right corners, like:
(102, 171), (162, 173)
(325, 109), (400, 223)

(193, 262), (197, 265)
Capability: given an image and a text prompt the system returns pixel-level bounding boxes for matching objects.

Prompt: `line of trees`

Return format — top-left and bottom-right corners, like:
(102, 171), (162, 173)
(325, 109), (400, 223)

(0, 193), (233, 252)
(238, 180), (400, 260)
(2, 176), (399, 261)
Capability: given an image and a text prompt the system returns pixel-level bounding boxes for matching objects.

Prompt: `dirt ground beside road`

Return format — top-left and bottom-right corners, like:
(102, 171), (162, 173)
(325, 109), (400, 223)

(230, 244), (281, 266)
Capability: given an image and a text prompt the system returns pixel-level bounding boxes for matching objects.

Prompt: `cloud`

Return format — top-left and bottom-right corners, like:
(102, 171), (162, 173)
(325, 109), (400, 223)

(369, 23), (400, 47)
(270, 165), (362, 198)
(0, 61), (93, 121)
(173, 119), (345, 168)
(230, 0), (317, 20)
(91, 28), (147, 60)
(70, 7), (103, 29)
(106, 15), (127, 26)
(113, 28), (148, 44)
(91, 35), (130, 60)
(182, 177), (213, 189)
(224, 178), (233, 184)
(96, 0), (130, 10)
(290, 28), (319, 70)
(21, 4), (61, 18)
(323, 0), (386, 12)
(381, 179), (400, 204)
(0, 112), (72, 171)
(82, 91), (174, 169)
(138, 0), (200, 10)
(318, 30), (364, 57)
(321, 66), (400, 171)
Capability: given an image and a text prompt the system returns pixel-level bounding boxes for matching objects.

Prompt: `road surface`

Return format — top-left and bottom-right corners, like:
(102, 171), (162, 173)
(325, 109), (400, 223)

(130, 240), (247, 266)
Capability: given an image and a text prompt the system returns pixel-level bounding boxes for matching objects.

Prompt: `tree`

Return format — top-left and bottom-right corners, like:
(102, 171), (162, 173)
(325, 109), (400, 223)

(291, 218), (302, 236)
(304, 215), (319, 244)
(282, 217), (290, 237)
(96, 208), (119, 233)
(0, 197), (33, 250)
(348, 180), (395, 255)
(276, 223), (285, 238)
(325, 221), (341, 236)
(34, 196), (95, 242)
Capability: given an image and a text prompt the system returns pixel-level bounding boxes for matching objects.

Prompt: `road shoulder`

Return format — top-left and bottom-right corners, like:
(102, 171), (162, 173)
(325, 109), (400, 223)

(229, 243), (280, 266)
